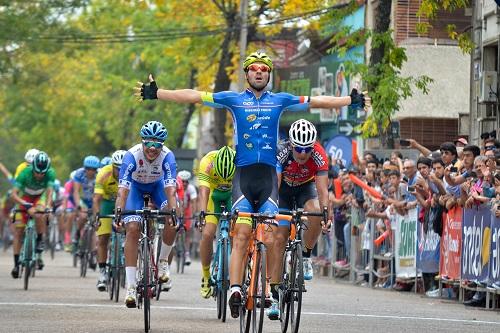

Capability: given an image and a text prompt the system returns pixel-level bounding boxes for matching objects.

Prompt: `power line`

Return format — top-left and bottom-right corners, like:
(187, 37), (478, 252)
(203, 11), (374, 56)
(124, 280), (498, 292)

(10, 3), (349, 44)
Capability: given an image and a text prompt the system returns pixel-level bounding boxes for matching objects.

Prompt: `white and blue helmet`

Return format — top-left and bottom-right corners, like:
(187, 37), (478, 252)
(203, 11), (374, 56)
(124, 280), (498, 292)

(140, 121), (167, 141)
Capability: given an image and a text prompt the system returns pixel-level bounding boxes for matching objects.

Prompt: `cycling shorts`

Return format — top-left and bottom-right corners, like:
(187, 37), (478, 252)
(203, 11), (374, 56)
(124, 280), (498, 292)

(14, 194), (46, 227)
(96, 199), (114, 236)
(278, 181), (318, 226)
(123, 180), (168, 224)
(232, 164), (278, 226)
(205, 189), (232, 225)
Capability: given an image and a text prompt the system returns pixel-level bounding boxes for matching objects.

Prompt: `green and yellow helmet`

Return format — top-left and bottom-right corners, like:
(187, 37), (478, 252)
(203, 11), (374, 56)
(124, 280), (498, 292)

(214, 146), (236, 180)
(243, 52), (273, 72)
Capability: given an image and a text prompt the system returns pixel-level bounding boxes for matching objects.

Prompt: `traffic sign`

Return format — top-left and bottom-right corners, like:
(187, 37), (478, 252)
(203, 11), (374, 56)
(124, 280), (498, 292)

(338, 120), (360, 137)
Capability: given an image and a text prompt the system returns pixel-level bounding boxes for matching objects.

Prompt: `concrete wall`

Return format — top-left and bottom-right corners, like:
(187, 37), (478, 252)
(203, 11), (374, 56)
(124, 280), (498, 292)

(395, 44), (471, 119)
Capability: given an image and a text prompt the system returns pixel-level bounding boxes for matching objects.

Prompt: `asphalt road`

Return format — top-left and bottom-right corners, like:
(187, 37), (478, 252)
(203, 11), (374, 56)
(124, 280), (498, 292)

(1, 248), (499, 333)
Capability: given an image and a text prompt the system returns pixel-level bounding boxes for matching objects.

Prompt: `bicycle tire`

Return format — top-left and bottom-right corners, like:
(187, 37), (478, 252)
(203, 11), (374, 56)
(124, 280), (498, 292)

(249, 243), (266, 333)
(142, 240), (151, 333)
(280, 249), (291, 333)
(289, 243), (303, 333)
(23, 227), (34, 291)
(108, 235), (117, 301)
(220, 237), (229, 322)
(155, 233), (162, 301)
(212, 242), (221, 319)
(114, 234), (122, 302)
(49, 223), (56, 260)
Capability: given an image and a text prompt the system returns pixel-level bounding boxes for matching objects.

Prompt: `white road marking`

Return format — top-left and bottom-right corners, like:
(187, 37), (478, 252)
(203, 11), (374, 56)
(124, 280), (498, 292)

(0, 302), (499, 326)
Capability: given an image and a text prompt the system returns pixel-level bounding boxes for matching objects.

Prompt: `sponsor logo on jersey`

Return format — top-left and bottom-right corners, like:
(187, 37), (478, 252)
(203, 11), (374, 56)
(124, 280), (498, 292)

(262, 143), (272, 150)
(243, 133), (251, 140)
(312, 150), (326, 166)
(242, 101), (254, 106)
(246, 114), (257, 122)
(257, 116), (270, 120)
(139, 159), (144, 167)
(249, 123), (261, 130)
(246, 142), (254, 149)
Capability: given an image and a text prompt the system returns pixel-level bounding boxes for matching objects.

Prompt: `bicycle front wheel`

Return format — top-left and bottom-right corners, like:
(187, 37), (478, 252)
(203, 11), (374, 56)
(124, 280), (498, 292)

(280, 249), (291, 333)
(142, 240), (151, 332)
(289, 243), (303, 333)
(22, 228), (34, 291)
(219, 237), (229, 322)
(250, 243), (266, 333)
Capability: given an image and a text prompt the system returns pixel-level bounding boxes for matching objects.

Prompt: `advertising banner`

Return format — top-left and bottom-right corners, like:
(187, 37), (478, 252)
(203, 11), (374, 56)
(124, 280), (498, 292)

(396, 209), (418, 278)
(439, 206), (462, 280)
(461, 207), (491, 282)
(489, 210), (500, 285)
(417, 209), (441, 273)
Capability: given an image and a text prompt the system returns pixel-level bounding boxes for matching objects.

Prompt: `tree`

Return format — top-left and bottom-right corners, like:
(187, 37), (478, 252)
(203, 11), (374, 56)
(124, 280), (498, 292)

(326, 1), (433, 141)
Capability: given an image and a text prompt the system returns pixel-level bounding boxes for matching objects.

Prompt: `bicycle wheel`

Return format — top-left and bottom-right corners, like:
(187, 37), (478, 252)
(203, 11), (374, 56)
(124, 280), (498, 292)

(154, 233), (162, 301)
(113, 235), (121, 302)
(108, 236), (117, 301)
(219, 237), (229, 322)
(175, 232), (185, 274)
(142, 240), (151, 333)
(49, 222), (56, 260)
(250, 243), (266, 333)
(23, 228), (34, 291)
(289, 244), (303, 333)
(280, 249), (291, 333)
(80, 228), (90, 278)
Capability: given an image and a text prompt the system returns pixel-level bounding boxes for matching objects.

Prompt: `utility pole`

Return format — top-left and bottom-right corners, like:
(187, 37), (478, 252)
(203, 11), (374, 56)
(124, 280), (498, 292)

(238, 0), (248, 91)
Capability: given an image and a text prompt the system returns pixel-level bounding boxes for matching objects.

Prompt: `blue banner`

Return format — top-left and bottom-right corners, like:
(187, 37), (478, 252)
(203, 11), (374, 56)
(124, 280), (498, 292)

(324, 135), (352, 168)
(490, 211), (500, 285)
(461, 207), (491, 283)
(417, 210), (441, 273)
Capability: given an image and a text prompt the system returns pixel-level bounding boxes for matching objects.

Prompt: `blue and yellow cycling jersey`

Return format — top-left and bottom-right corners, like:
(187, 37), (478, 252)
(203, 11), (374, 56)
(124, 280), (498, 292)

(201, 89), (309, 167)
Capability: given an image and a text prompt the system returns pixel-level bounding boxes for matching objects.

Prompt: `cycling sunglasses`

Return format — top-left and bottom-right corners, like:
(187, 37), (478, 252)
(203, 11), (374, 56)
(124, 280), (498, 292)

(142, 140), (163, 149)
(293, 146), (313, 154)
(247, 64), (271, 73)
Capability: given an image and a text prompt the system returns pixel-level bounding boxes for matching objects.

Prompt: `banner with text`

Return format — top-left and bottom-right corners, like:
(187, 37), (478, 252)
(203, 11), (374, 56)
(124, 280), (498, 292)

(489, 210), (500, 285)
(461, 207), (491, 282)
(396, 209), (418, 278)
(439, 206), (463, 280)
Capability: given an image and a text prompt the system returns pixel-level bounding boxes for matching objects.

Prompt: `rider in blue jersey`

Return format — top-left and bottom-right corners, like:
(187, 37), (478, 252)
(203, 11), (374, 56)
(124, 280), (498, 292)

(115, 121), (178, 308)
(135, 51), (368, 318)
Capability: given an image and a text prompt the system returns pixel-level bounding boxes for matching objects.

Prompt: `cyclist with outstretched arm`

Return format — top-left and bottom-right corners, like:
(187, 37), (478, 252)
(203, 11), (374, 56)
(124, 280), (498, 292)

(135, 51), (367, 318)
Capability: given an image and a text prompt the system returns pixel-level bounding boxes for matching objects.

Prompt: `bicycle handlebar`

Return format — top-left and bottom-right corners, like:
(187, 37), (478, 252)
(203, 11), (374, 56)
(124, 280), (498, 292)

(234, 211), (292, 221)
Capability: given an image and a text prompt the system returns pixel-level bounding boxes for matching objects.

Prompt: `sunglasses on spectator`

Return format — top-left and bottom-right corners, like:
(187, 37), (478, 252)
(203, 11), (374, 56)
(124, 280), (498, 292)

(293, 146), (313, 154)
(485, 145), (496, 151)
(142, 140), (163, 149)
(247, 64), (271, 73)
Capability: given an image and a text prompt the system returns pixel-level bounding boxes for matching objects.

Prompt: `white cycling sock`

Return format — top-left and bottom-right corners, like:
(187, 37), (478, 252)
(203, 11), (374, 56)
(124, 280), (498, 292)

(159, 242), (173, 261)
(126, 266), (136, 288)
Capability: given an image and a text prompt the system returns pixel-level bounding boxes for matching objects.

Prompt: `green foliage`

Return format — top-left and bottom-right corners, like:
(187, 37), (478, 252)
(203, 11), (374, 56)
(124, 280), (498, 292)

(416, 0), (472, 54)
(326, 10), (433, 138)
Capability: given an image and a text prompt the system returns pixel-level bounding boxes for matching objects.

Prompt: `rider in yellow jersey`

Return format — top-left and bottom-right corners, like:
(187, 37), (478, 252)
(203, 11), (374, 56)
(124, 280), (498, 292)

(198, 146), (235, 299)
(14, 149), (39, 179)
(93, 150), (126, 292)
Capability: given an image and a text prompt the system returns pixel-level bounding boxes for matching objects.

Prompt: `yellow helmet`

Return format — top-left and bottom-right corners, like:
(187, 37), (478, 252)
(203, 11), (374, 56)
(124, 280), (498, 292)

(243, 52), (273, 71)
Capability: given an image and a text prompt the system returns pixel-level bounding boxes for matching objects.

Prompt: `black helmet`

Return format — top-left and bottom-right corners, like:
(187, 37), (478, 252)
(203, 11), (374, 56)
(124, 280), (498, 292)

(32, 152), (51, 173)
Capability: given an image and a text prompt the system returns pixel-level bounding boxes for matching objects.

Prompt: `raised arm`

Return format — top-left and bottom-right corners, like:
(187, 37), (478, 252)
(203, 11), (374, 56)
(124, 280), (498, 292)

(135, 74), (202, 104)
(310, 88), (368, 109)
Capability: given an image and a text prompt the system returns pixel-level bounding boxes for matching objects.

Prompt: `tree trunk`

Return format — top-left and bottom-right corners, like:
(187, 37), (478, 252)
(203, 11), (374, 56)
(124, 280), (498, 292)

(369, 0), (392, 147)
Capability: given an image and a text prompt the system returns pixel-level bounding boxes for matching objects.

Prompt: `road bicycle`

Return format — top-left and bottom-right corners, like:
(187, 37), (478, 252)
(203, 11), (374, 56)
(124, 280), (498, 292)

(233, 210), (291, 333)
(98, 213), (125, 302)
(79, 210), (96, 278)
(278, 207), (327, 333)
(174, 216), (186, 274)
(12, 208), (50, 290)
(200, 203), (231, 322)
(118, 194), (177, 333)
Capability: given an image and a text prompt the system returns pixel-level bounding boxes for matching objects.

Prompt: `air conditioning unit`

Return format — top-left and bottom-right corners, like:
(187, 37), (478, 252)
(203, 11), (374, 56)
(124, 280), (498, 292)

(479, 71), (498, 103)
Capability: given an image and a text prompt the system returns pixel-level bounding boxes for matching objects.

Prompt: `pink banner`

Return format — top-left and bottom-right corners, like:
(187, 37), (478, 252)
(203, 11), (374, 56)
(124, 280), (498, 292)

(439, 206), (462, 280)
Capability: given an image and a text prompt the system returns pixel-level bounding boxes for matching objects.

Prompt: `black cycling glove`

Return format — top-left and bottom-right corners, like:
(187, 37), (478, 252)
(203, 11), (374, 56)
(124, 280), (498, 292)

(349, 88), (365, 108)
(142, 79), (158, 100)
